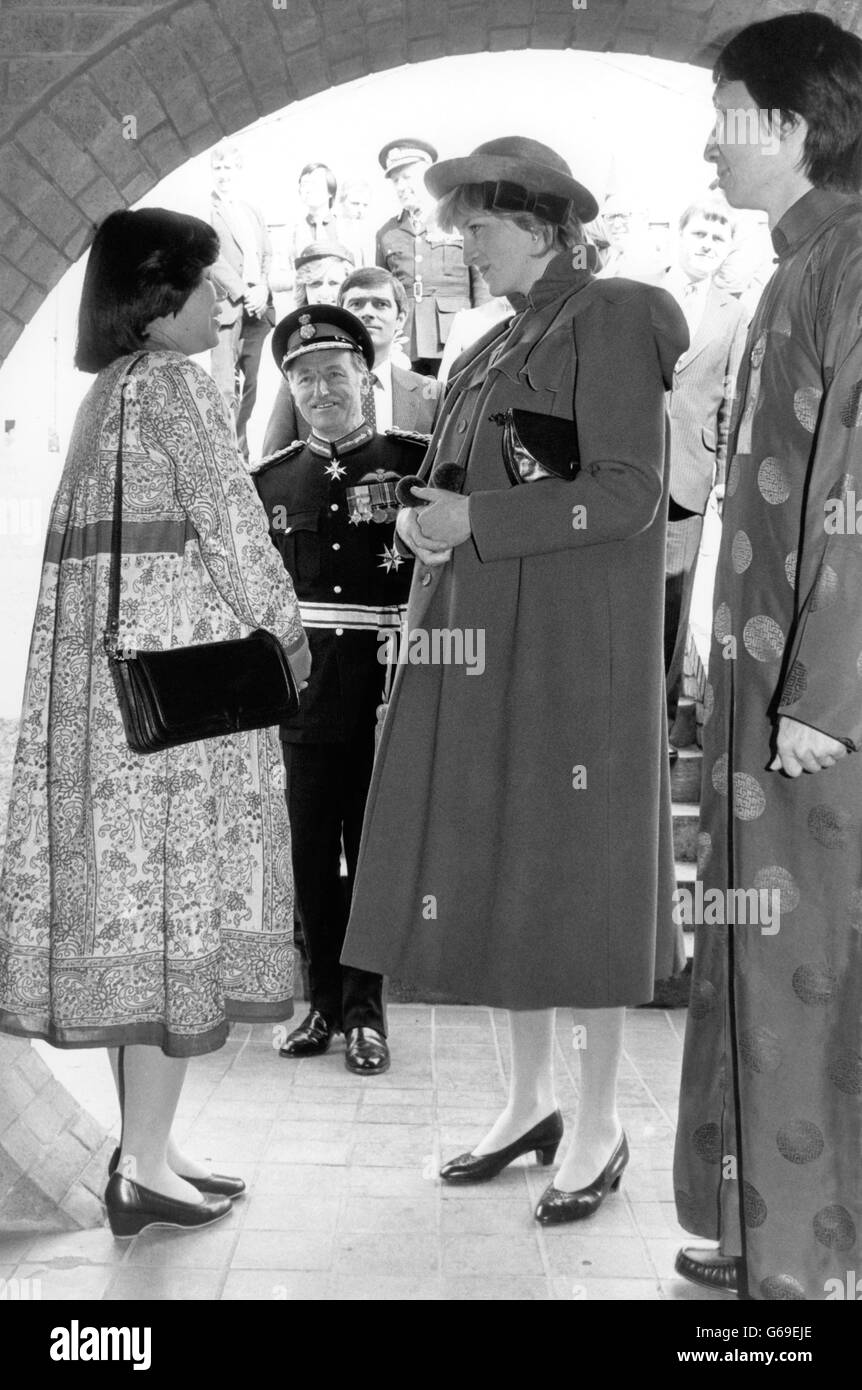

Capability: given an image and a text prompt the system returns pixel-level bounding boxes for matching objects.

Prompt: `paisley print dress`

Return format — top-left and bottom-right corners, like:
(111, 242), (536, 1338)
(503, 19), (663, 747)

(0, 351), (306, 1057)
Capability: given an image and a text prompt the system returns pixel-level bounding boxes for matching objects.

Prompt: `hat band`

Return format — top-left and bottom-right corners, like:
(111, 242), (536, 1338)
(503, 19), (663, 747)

(282, 338), (364, 369)
(480, 180), (573, 227)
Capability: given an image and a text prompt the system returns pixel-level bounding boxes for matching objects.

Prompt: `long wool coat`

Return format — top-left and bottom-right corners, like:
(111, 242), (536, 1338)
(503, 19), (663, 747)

(341, 255), (688, 1007)
(0, 351), (306, 1057)
(674, 190), (862, 1300)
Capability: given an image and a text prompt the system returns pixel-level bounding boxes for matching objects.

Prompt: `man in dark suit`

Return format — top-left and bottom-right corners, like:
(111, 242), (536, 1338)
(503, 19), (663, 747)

(375, 139), (487, 375)
(262, 267), (443, 454)
(662, 198), (748, 738)
(209, 142), (276, 462)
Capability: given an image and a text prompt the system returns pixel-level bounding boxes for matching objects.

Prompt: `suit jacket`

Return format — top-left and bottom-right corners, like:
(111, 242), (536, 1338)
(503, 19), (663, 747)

(211, 196), (276, 329)
(663, 277), (748, 515)
(261, 364), (443, 456)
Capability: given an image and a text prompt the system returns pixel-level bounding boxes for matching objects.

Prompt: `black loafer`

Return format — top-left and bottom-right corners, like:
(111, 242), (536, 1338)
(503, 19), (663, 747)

(278, 1009), (335, 1058)
(107, 1147), (246, 1201)
(440, 1110), (564, 1184)
(104, 1172), (232, 1239)
(345, 1026), (390, 1074)
(534, 1131), (629, 1223)
(675, 1246), (741, 1293)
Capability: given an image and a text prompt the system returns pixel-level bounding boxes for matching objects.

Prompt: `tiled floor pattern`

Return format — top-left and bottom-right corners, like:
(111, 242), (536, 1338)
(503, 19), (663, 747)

(2, 1005), (734, 1302)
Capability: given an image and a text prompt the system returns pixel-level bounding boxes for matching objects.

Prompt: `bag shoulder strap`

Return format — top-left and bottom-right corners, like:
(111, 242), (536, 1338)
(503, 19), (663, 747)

(103, 353), (147, 656)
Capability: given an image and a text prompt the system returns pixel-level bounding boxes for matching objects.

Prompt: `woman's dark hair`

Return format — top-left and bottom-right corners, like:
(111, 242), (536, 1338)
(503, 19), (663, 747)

(75, 207), (220, 373)
(714, 14), (862, 192)
(298, 162), (338, 207)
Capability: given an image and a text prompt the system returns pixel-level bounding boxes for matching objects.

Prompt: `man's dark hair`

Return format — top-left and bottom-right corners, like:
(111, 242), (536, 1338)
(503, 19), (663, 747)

(714, 13), (862, 192)
(338, 266), (408, 318)
(75, 208), (219, 373)
(298, 162), (338, 207)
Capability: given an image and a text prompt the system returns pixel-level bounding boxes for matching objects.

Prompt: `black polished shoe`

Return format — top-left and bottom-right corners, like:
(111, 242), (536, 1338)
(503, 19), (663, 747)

(103, 1171), (232, 1239)
(675, 1245), (741, 1293)
(278, 1009), (335, 1058)
(107, 1147), (246, 1201)
(440, 1110), (564, 1184)
(344, 1026), (390, 1075)
(668, 744), (679, 765)
(534, 1131), (629, 1223)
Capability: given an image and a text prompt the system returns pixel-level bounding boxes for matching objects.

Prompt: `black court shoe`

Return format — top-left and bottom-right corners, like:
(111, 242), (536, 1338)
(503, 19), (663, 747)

(104, 1172), (232, 1239)
(108, 1148), (245, 1201)
(534, 1131), (629, 1224)
(440, 1110), (564, 1184)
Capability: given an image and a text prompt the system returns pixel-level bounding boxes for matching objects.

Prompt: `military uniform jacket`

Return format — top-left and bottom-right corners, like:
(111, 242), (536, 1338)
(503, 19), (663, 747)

(376, 212), (485, 360)
(253, 426), (421, 742)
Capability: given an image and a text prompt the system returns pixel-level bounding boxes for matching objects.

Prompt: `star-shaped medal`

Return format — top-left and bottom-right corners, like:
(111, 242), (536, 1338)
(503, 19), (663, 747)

(378, 543), (404, 572)
(324, 459), (347, 481)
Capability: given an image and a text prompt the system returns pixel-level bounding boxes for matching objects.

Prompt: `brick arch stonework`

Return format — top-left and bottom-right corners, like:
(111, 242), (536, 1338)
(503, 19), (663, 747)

(1, 0), (860, 1231)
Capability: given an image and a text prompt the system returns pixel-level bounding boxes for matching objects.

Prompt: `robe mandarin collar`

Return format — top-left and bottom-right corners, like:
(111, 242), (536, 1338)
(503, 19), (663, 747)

(308, 422), (374, 458)
(771, 187), (859, 260)
(508, 250), (594, 315)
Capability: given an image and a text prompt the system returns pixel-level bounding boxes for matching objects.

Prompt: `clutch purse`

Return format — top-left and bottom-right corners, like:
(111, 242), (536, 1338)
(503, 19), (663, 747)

(489, 408), (580, 485)
(104, 356), (300, 755)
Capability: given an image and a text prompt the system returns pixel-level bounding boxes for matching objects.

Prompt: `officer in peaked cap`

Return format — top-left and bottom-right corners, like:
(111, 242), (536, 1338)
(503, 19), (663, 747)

(251, 304), (429, 1077)
(375, 137), (487, 376)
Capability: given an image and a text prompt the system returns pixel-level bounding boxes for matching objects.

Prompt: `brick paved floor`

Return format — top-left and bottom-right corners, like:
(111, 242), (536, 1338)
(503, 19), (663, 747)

(0, 1005), (734, 1302)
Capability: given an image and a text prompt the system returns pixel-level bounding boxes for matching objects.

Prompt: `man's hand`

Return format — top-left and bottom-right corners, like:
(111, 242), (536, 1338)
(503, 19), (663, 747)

(244, 284), (269, 317)
(288, 638), (312, 690)
(768, 715), (848, 778)
(411, 486), (472, 547)
(396, 506), (452, 567)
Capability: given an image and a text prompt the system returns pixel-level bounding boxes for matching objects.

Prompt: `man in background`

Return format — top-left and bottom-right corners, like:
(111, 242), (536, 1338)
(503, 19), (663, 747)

(660, 198), (747, 747)
(209, 142), (275, 462)
(376, 138), (485, 375)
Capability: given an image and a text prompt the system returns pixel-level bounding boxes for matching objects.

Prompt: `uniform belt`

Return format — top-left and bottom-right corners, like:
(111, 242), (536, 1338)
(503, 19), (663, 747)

(299, 601), (406, 631)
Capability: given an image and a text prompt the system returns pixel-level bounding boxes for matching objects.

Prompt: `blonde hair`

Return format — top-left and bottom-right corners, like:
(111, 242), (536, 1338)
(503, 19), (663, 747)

(435, 183), (588, 256)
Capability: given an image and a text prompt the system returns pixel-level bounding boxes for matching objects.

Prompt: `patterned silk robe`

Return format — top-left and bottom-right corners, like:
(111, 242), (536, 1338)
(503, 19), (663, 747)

(674, 189), (862, 1300)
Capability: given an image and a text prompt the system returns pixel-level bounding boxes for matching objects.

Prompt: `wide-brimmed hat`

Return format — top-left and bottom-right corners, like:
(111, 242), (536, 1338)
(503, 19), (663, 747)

(271, 305), (374, 374)
(294, 241), (355, 271)
(425, 137), (598, 223)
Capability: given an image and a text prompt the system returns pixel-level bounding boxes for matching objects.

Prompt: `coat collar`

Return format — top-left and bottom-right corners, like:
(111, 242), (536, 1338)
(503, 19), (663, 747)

(508, 251), (593, 314)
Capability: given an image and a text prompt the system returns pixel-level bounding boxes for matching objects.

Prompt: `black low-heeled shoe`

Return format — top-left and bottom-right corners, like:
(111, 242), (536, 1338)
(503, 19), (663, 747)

(104, 1171), (233, 1239)
(675, 1246), (741, 1293)
(108, 1148), (246, 1201)
(440, 1110), (564, 1184)
(534, 1131), (629, 1224)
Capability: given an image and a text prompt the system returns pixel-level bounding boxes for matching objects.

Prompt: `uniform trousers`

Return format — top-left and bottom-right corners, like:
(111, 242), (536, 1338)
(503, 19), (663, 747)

(282, 729), (385, 1034)
(665, 502), (704, 727)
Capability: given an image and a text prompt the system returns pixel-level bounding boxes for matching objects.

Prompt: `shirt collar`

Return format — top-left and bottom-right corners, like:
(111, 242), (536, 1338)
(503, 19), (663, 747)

(308, 421), (373, 458)
(371, 358), (391, 391)
(771, 187), (859, 260)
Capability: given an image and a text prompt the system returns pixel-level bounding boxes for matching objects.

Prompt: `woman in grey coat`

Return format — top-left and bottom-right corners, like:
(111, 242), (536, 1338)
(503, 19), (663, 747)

(341, 139), (687, 1222)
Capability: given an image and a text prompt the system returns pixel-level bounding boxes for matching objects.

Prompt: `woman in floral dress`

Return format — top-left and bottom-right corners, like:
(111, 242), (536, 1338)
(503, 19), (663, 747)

(0, 208), (310, 1236)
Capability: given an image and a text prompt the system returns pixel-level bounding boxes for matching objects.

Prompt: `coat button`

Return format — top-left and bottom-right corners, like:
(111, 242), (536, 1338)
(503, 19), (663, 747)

(421, 572), (432, 587)
(330, 503), (338, 511)
(333, 585), (342, 594)
(335, 627), (344, 636)
(457, 418), (467, 433)
(332, 542), (340, 550)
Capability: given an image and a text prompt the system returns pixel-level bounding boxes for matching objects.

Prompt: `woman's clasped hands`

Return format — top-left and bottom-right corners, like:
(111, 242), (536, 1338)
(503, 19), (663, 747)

(396, 485), (472, 566)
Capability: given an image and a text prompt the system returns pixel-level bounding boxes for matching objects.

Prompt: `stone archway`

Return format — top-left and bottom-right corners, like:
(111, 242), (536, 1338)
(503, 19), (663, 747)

(1, 0), (859, 1231)
(2, 0), (859, 367)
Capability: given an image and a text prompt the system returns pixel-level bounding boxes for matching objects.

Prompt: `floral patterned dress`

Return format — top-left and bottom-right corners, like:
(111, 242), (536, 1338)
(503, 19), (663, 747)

(0, 351), (307, 1057)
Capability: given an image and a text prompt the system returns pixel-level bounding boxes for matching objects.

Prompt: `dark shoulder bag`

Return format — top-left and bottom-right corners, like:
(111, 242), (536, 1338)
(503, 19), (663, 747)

(103, 356), (299, 754)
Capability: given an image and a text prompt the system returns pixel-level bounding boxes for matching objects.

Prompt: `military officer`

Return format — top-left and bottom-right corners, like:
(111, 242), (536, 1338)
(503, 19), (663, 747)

(375, 138), (487, 375)
(252, 305), (425, 1075)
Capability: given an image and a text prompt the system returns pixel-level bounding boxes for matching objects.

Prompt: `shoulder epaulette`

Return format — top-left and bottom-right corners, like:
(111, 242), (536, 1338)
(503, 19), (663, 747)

(248, 440), (305, 474)
(384, 428), (431, 448)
